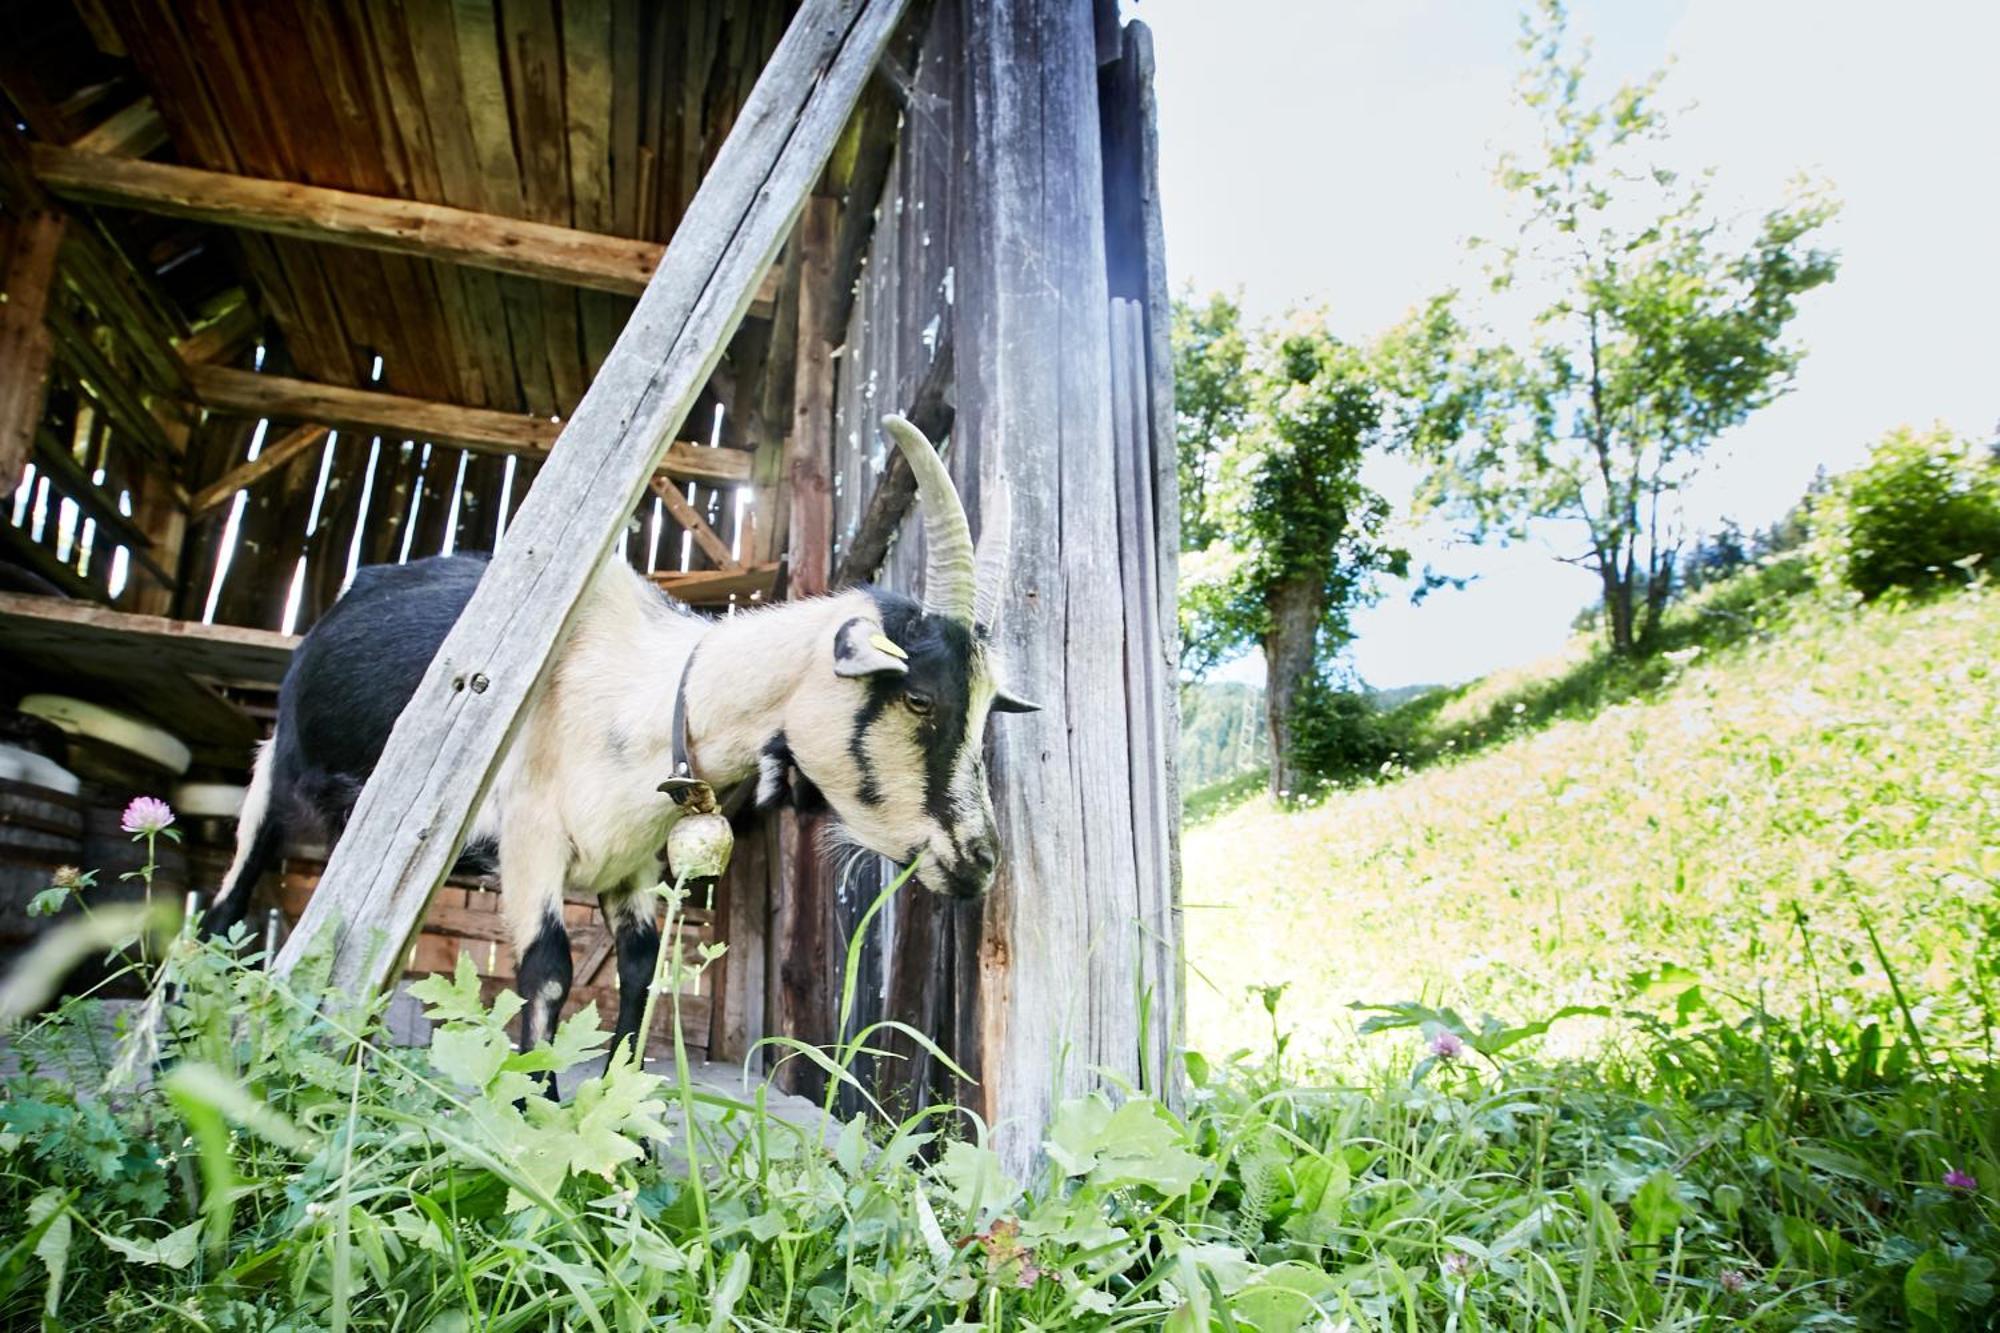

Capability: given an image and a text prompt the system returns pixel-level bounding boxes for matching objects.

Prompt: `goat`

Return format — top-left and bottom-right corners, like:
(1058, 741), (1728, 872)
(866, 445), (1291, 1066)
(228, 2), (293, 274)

(203, 416), (1035, 1066)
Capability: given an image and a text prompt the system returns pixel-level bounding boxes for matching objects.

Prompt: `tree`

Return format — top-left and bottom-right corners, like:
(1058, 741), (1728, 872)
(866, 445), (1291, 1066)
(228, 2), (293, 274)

(1176, 299), (1415, 799)
(1412, 0), (1839, 656)
(1172, 292), (1252, 552)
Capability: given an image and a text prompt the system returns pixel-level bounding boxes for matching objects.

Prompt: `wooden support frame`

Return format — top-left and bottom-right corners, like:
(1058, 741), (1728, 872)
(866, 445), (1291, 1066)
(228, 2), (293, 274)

(34, 145), (666, 297)
(183, 365), (749, 487)
(273, 0), (910, 993)
(648, 475), (741, 570)
(0, 212), (65, 495)
(187, 423), (330, 519)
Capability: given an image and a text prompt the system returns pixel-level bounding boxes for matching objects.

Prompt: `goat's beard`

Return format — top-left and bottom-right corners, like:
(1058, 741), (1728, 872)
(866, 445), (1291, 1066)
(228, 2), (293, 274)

(816, 821), (899, 890)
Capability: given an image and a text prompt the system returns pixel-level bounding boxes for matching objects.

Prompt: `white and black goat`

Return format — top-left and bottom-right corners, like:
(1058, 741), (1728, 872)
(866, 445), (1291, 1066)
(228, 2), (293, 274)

(204, 416), (1034, 1062)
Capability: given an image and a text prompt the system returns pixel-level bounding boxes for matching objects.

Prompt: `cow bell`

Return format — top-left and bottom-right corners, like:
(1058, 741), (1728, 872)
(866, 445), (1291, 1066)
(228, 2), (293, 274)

(659, 777), (733, 880)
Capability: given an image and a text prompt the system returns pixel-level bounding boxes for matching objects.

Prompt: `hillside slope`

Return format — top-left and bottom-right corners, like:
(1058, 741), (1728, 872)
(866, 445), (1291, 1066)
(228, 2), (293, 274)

(1184, 581), (2000, 1062)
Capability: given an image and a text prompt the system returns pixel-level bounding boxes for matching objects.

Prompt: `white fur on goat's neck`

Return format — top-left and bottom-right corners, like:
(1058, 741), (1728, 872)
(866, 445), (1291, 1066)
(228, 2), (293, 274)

(484, 560), (900, 951)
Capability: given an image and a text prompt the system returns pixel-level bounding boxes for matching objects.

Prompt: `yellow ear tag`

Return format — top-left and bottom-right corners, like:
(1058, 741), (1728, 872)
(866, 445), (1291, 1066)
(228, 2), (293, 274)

(869, 633), (909, 661)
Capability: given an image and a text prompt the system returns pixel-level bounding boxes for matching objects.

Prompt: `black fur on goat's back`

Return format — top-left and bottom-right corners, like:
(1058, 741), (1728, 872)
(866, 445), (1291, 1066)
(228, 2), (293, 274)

(277, 554), (491, 819)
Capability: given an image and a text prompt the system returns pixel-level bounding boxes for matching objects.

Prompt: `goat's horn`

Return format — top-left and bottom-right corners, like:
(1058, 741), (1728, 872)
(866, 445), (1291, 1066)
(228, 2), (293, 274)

(973, 483), (1012, 633)
(881, 414), (975, 626)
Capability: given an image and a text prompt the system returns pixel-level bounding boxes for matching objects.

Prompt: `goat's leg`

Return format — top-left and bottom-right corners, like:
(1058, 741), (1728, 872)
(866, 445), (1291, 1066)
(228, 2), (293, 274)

(501, 821), (572, 1095)
(601, 873), (665, 1068)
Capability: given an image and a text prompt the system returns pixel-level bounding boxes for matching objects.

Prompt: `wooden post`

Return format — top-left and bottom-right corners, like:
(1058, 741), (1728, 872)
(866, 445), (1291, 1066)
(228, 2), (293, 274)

(769, 196), (839, 1098)
(0, 212), (64, 497)
(274, 0), (910, 993)
(127, 409), (190, 619)
(1101, 20), (1184, 1101)
(953, 0), (1171, 1172)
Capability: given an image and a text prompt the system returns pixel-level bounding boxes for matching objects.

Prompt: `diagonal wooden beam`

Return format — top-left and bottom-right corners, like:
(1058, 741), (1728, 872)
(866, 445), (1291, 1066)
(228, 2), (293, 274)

(272, 0), (910, 992)
(69, 98), (168, 158)
(648, 474), (742, 571)
(35, 144), (665, 297)
(188, 422), (330, 520)
(182, 364), (749, 487)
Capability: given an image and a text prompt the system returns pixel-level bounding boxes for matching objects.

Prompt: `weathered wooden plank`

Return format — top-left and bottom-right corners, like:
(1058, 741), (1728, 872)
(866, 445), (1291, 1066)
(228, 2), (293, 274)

(1109, 297), (1175, 1095)
(272, 0), (910, 993)
(34, 147), (667, 297)
(1120, 21), (1186, 1095)
(562, 0), (615, 236)
(953, 0), (1148, 1172)
(44, 304), (176, 466)
(187, 423), (330, 519)
(0, 212), (64, 497)
(608, 0), (642, 238)
(785, 198), (838, 596)
(649, 475), (741, 571)
(186, 365), (551, 454)
(648, 562), (780, 606)
(174, 291), (259, 367)
(70, 98), (168, 158)
(709, 813), (771, 1063)
(183, 361), (753, 487)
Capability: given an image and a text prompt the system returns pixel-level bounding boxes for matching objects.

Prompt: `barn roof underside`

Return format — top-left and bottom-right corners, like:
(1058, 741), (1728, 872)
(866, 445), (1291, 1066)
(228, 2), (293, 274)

(0, 0), (911, 766)
(9, 0), (794, 415)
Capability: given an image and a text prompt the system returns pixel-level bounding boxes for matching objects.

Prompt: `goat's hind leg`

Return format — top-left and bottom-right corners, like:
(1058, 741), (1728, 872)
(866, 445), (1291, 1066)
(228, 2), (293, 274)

(501, 826), (572, 1096)
(600, 873), (665, 1069)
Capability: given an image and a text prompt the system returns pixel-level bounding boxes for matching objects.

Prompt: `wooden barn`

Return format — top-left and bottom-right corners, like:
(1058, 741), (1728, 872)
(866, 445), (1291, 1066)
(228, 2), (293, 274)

(0, 0), (1179, 1167)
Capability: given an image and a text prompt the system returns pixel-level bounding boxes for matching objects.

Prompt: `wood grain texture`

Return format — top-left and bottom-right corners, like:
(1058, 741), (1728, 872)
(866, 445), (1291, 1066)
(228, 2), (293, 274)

(182, 365), (749, 487)
(34, 146), (665, 296)
(273, 0), (910, 994)
(187, 423), (330, 519)
(0, 212), (64, 497)
(649, 474), (742, 570)
(953, 0), (1150, 1173)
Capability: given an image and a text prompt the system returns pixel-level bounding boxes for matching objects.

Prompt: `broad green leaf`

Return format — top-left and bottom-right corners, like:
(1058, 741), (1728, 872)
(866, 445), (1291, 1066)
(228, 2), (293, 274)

(430, 1024), (511, 1091)
(708, 1248), (752, 1333)
(928, 1141), (1018, 1216)
(507, 1001), (611, 1076)
(28, 1190), (68, 1316)
(1047, 1094), (1207, 1196)
(1628, 1169), (1682, 1256)
(1047, 1094), (1114, 1177)
(408, 954), (491, 1025)
(100, 1219), (200, 1270)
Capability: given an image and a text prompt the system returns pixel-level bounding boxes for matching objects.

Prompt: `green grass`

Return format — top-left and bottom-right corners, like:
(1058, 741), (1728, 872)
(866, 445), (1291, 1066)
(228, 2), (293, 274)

(1176, 572), (1999, 1326)
(2, 570), (1995, 1330)
(1185, 568), (1997, 1061)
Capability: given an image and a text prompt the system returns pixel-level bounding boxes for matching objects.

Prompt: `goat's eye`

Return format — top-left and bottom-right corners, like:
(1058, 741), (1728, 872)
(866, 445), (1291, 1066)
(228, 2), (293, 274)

(905, 690), (933, 716)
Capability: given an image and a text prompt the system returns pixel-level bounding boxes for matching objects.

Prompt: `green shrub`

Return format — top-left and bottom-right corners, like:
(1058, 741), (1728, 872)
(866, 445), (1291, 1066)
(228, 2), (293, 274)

(1812, 424), (2000, 598)
(1286, 680), (1410, 791)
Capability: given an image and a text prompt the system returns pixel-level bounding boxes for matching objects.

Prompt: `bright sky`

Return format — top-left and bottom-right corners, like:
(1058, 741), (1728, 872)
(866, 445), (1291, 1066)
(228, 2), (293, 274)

(1140, 0), (2000, 688)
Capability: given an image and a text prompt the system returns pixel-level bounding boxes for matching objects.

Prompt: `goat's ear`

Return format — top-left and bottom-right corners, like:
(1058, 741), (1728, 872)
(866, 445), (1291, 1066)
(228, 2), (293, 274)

(991, 684), (1040, 714)
(833, 617), (910, 678)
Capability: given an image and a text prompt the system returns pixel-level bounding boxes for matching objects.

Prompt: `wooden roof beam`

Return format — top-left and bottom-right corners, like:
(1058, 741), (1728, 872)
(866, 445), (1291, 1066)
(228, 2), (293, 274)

(183, 364), (751, 486)
(34, 144), (666, 297)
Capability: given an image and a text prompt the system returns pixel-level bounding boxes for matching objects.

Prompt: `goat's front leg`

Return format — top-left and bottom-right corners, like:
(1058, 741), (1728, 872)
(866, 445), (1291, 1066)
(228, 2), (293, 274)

(501, 820), (572, 1095)
(601, 870), (665, 1068)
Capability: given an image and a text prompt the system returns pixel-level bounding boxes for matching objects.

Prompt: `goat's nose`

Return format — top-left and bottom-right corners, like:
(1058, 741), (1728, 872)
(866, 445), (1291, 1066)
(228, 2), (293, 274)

(968, 839), (999, 879)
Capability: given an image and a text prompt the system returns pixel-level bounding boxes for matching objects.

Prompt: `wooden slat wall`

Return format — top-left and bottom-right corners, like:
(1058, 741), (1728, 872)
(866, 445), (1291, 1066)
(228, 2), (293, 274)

(789, 0), (1183, 1165)
(822, 0), (968, 1117)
